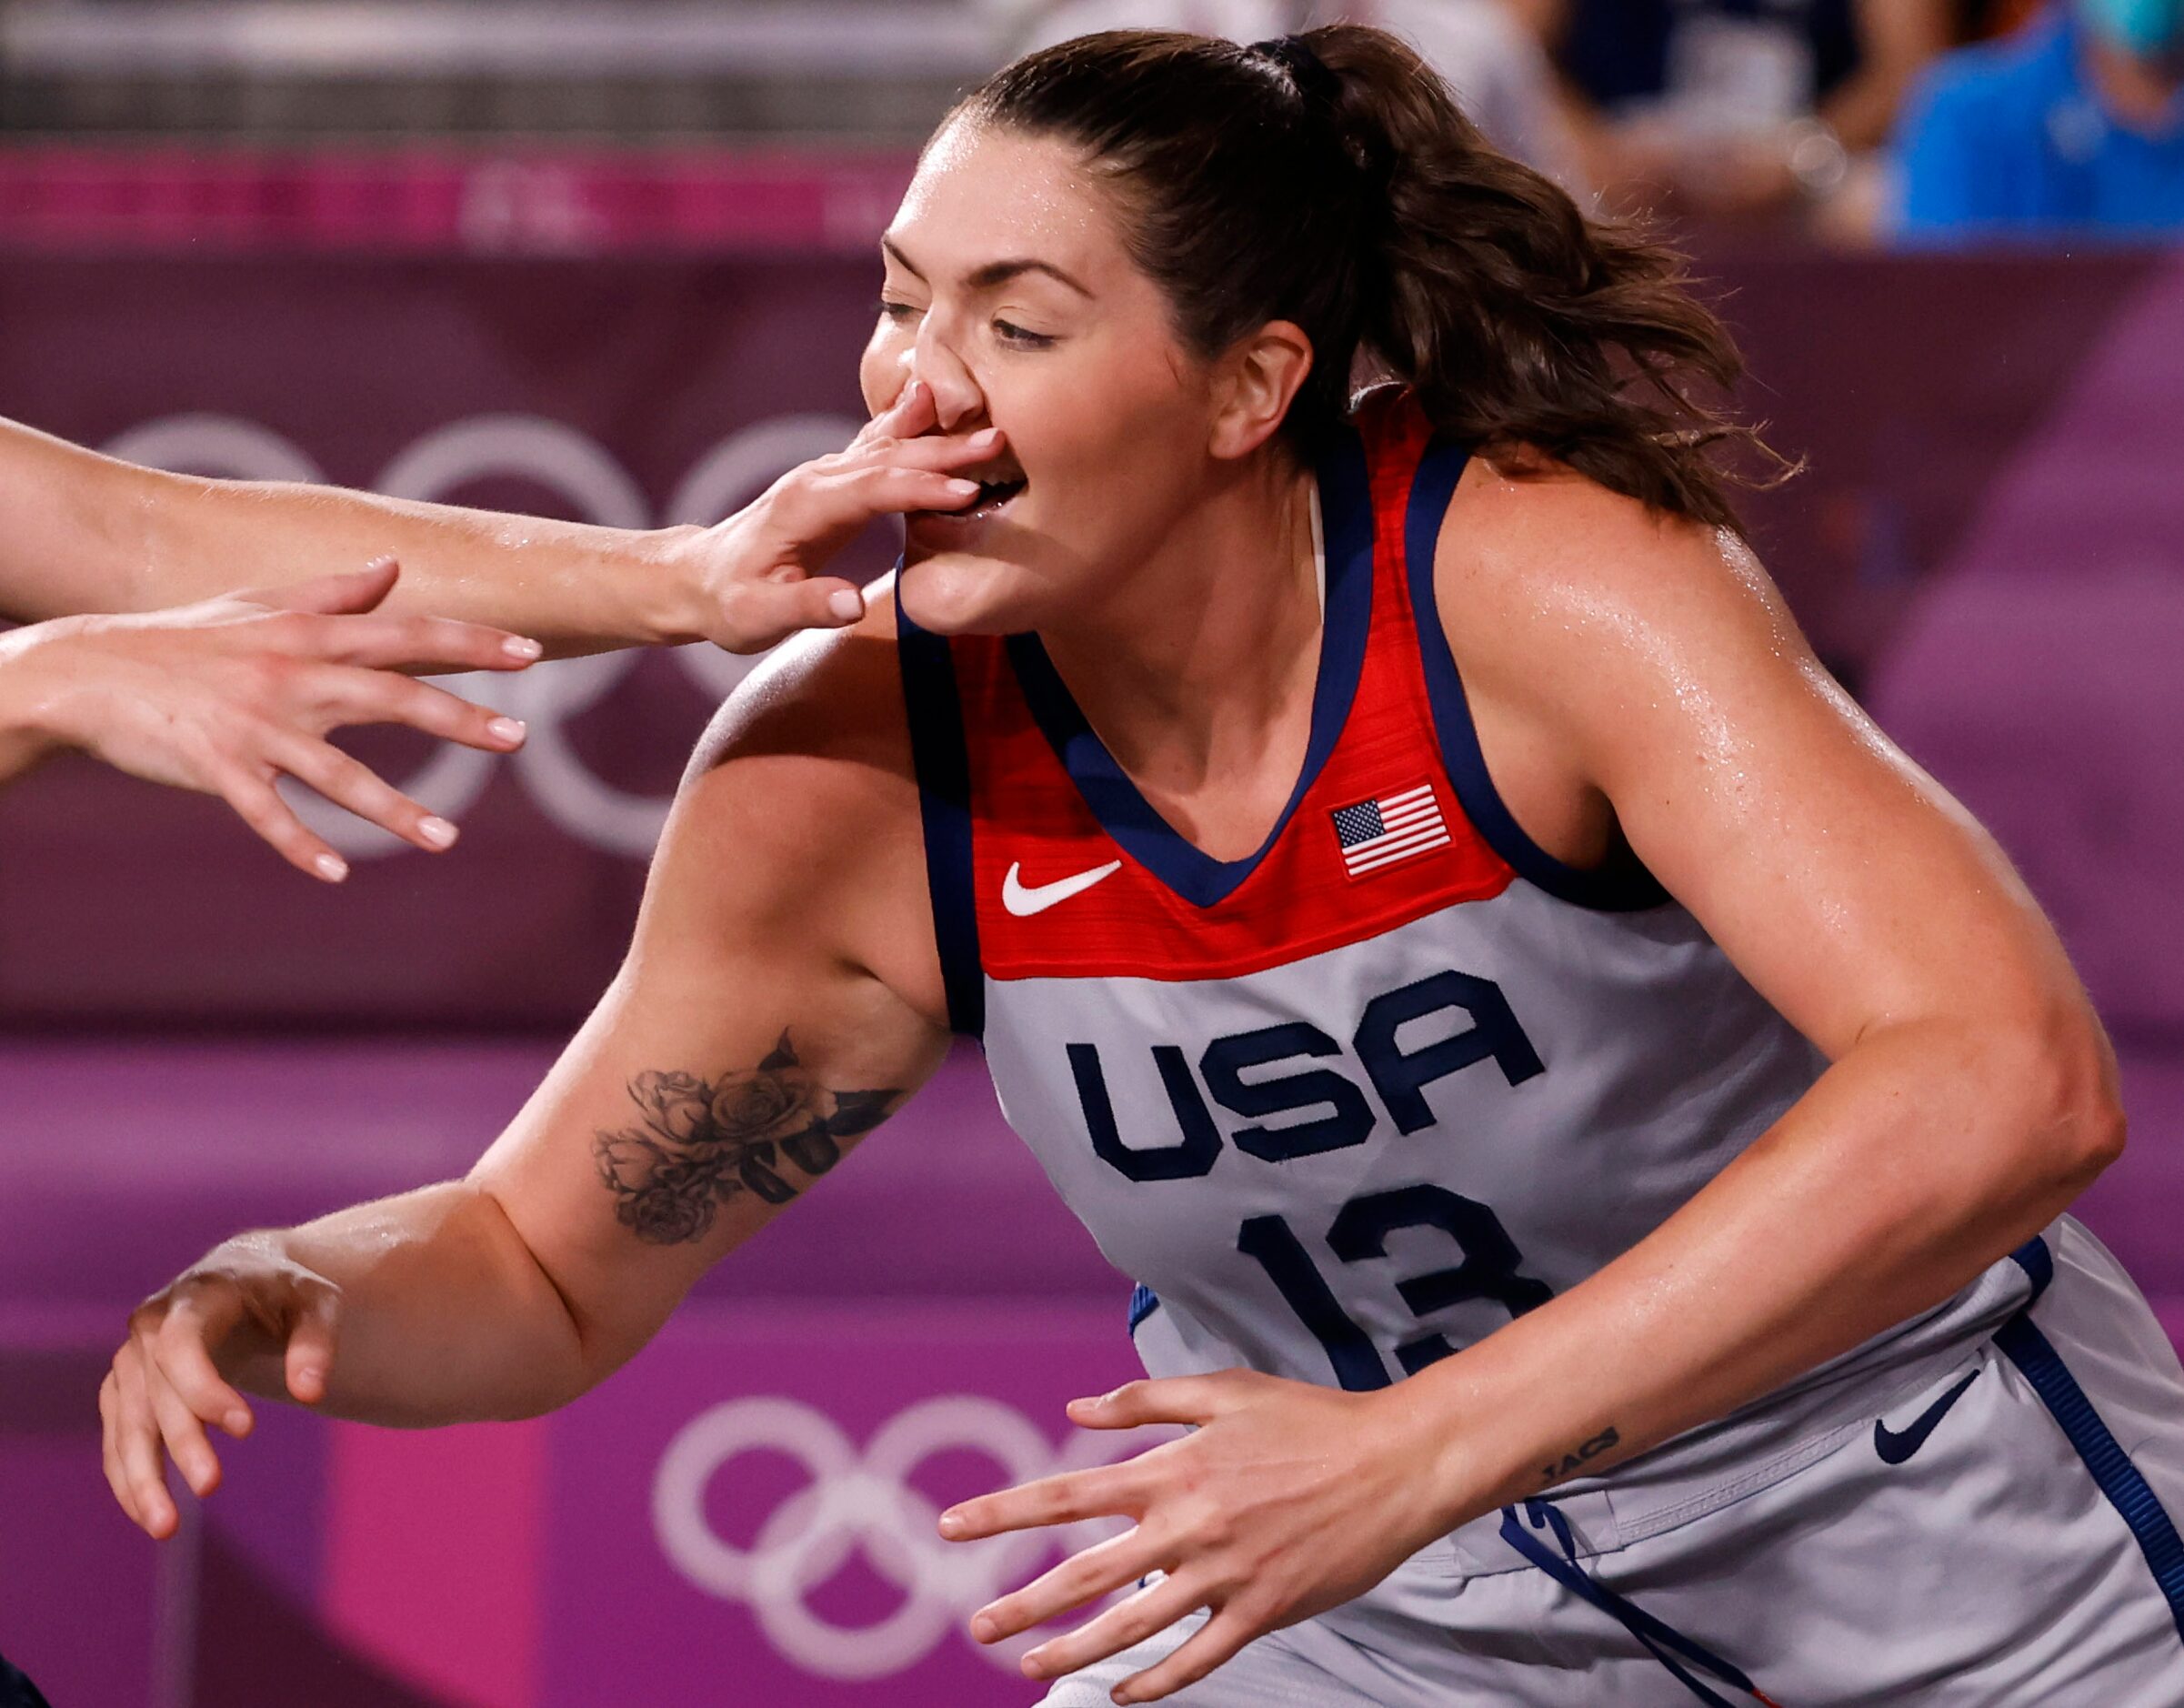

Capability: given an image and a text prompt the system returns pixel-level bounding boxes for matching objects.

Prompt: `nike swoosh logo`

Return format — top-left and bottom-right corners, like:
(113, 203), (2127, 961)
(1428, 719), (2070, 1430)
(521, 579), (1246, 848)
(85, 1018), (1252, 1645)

(1874, 1368), (1981, 1465)
(1002, 859), (1123, 918)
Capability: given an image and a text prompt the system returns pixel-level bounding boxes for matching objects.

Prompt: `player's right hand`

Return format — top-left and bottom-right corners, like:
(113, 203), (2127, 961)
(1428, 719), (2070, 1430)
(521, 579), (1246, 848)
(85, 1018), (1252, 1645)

(100, 1236), (342, 1541)
(671, 378), (1006, 648)
(0, 558), (536, 880)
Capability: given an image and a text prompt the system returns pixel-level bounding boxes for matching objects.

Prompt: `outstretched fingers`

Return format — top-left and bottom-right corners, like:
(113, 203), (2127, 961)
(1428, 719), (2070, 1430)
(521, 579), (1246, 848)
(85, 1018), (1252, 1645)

(941, 1457), (1143, 1543)
(1066, 1372), (1261, 1432)
(108, 1352), (179, 1539)
(214, 765), (351, 882)
(1107, 1601), (1267, 1704)
(973, 1523), (1169, 1644)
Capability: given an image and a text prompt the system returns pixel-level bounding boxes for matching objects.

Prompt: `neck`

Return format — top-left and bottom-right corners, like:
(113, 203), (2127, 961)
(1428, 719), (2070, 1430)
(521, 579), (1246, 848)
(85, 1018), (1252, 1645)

(2085, 31), (2184, 132)
(1037, 451), (1323, 840)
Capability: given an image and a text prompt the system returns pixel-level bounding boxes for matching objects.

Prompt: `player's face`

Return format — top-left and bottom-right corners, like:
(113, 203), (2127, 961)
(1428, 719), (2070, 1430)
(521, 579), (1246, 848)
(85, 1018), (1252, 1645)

(862, 119), (1229, 634)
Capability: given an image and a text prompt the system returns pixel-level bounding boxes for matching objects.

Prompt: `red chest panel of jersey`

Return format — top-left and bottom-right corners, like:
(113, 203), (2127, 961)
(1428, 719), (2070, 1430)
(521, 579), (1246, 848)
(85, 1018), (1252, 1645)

(937, 392), (1512, 986)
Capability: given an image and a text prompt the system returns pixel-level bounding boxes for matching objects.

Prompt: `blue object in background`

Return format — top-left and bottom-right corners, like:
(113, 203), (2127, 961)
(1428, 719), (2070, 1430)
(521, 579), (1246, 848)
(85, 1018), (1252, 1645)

(1897, 9), (2184, 242)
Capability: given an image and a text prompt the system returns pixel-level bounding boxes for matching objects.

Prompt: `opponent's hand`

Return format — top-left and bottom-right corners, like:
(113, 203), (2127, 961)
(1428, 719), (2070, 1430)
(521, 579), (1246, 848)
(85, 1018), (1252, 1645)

(0, 558), (535, 879)
(674, 380), (1003, 648)
(100, 1236), (342, 1541)
(939, 1370), (1456, 1703)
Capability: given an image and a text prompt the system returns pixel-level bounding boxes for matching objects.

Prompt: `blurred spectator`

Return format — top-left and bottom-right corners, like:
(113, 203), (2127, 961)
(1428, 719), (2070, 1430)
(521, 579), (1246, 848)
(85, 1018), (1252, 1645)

(993, 1), (1584, 186)
(1962, 0), (2048, 35)
(1895, 2), (2184, 244)
(1520, 0), (1954, 235)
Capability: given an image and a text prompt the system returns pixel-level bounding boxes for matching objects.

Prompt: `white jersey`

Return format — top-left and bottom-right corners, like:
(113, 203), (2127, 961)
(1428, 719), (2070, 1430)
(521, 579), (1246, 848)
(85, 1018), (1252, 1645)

(897, 390), (2040, 1575)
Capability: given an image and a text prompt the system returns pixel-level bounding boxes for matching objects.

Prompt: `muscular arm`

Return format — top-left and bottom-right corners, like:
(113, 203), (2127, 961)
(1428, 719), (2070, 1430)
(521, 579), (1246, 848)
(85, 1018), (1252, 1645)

(323, 618), (943, 1421)
(1400, 467), (2120, 1515)
(105, 609), (949, 1525)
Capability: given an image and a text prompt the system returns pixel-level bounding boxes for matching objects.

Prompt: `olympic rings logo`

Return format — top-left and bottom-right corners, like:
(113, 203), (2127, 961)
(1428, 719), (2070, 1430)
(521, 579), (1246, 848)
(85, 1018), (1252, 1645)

(653, 1394), (1167, 1681)
(105, 409), (864, 859)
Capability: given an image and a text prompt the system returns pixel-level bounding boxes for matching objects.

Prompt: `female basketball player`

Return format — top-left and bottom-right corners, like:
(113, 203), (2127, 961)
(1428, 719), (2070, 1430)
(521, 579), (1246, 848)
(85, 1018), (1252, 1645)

(97, 28), (2184, 1705)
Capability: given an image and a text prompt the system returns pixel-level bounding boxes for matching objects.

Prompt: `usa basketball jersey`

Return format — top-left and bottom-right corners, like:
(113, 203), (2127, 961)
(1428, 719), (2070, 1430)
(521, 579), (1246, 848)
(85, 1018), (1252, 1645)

(897, 389), (2045, 1566)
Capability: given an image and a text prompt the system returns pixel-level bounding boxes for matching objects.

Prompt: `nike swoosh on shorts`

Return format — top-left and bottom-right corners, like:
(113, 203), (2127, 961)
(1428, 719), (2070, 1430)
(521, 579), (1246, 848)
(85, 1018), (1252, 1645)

(1874, 1367), (1981, 1464)
(1002, 859), (1123, 918)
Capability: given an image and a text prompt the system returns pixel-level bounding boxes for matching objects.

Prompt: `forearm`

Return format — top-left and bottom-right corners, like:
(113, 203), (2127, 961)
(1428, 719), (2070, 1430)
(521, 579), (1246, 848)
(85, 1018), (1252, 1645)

(239, 1181), (592, 1426)
(135, 472), (704, 656)
(0, 416), (701, 651)
(1398, 1015), (2122, 1522)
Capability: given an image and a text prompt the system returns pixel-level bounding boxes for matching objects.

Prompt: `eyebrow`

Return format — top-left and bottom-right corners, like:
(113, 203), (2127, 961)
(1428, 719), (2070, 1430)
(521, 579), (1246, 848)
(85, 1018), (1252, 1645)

(881, 236), (1093, 298)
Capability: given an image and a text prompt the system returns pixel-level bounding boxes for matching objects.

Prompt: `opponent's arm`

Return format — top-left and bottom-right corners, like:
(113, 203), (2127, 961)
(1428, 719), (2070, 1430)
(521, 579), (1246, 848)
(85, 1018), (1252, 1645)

(0, 387), (995, 875)
(101, 615), (951, 1536)
(951, 474), (2124, 1701)
(0, 384), (992, 654)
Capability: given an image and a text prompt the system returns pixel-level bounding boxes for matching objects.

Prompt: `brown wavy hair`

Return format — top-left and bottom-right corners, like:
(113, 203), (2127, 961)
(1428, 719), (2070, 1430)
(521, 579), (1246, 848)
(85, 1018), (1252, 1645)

(959, 25), (1794, 535)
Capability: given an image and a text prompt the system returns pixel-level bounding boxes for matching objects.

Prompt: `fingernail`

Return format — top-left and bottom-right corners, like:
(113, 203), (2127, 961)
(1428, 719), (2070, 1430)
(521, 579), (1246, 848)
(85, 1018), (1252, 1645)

(502, 636), (543, 661)
(486, 716), (526, 747)
(828, 588), (864, 623)
(938, 1511), (965, 1538)
(314, 853), (348, 883)
(225, 1409), (251, 1434)
(418, 817), (458, 850)
(972, 1614), (998, 1643)
(947, 479), (979, 497)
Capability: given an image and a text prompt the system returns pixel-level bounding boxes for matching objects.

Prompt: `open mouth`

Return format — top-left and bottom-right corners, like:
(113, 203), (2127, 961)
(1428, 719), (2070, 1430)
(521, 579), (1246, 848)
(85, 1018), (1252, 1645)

(966, 475), (1028, 517)
(917, 459), (1027, 526)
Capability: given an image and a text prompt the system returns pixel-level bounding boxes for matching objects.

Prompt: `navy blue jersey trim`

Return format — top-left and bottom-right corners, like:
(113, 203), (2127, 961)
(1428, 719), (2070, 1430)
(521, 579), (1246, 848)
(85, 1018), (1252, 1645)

(1127, 1283), (1161, 1334)
(1999, 1237), (2184, 1643)
(1003, 426), (1376, 909)
(2009, 1233), (2056, 1304)
(1403, 437), (1671, 912)
(896, 582), (985, 1039)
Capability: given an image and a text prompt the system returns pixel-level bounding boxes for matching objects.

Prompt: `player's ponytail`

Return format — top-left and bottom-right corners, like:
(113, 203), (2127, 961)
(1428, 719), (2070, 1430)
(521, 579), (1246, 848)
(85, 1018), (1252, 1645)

(964, 25), (1792, 535)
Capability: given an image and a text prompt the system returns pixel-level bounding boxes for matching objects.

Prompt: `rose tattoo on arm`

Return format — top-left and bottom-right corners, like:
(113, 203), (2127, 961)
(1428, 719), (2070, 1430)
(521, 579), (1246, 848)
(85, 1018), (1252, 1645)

(592, 1033), (902, 1245)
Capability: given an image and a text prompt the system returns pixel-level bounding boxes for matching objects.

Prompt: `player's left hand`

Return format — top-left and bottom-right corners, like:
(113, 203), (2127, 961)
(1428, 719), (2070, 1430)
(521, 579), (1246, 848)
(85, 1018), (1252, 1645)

(938, 1368), (1454, 1703)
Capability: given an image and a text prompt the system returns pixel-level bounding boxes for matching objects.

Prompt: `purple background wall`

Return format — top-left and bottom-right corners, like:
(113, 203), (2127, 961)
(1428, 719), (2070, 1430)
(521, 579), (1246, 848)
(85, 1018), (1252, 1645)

(0, 247), (2167, 1029)
(0, 247), (2179, 1705)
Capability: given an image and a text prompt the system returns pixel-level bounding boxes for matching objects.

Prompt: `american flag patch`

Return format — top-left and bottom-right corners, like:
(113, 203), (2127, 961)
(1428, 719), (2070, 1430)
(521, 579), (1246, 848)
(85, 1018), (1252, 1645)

(1331, 783), (1450, 878)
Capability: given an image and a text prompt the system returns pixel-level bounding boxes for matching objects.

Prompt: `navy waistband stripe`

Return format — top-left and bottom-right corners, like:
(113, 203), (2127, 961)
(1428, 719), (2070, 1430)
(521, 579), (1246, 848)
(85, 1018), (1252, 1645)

(1996, 1304), (2184, 1643)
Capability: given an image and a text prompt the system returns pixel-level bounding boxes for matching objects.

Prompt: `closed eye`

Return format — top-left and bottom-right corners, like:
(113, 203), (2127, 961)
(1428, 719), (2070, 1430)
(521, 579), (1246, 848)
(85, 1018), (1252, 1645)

(994, 319), (1056, 350)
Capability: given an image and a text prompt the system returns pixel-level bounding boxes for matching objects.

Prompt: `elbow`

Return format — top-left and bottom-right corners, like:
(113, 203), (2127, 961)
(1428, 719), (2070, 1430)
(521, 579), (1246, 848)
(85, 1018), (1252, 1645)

(2001, 1009), (2127, 1192)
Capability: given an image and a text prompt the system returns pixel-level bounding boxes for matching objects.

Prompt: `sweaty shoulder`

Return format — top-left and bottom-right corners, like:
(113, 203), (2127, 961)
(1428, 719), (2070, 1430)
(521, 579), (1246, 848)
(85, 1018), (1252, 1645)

(666, 578), (947, 1027)
(1429, 456), (1813, 850)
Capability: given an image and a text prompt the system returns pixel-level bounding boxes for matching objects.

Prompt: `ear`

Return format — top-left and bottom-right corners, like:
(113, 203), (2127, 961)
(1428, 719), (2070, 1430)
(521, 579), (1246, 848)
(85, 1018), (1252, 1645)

(1207, 321), (1315, 462)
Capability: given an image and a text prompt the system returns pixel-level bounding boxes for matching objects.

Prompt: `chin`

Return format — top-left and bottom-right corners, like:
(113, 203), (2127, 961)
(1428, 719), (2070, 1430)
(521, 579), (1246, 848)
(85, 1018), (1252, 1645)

(896, 548), (1044, 637)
